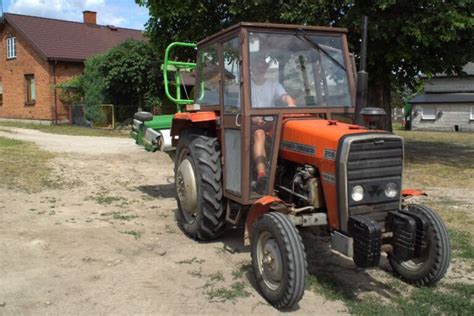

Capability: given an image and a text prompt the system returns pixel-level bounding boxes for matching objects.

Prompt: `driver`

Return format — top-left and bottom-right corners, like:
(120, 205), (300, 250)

(251, 56), (295, 193)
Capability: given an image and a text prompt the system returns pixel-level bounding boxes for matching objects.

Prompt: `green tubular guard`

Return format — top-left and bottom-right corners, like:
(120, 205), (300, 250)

(163, 42), (197, 110)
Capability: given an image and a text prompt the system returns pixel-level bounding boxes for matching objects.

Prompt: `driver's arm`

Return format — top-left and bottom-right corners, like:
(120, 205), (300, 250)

(282, 94), (296, 107)
(274, 82), (296, 107)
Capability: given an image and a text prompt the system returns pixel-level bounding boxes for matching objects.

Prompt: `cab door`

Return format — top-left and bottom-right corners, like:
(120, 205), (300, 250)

(220, 35), (244, 201)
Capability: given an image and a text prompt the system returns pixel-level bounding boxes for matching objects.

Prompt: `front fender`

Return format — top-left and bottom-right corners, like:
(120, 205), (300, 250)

(244, 196), (284, 245)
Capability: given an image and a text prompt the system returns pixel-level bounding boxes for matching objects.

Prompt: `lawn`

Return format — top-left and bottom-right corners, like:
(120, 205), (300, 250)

(0, 137), (56, 193)
(396, 129), (474, 188)
(0, 121), (129, 138)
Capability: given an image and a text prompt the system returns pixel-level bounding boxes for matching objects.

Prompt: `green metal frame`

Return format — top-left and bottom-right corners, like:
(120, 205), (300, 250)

(163, 42), (197, 110)
(131, 42), (199, 151)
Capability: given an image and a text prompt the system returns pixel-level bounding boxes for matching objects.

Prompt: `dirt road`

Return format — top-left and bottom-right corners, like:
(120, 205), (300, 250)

(0, 128), (348, 314)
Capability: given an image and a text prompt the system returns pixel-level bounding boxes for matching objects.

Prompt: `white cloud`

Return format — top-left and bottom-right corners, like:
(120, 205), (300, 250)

(7, 0), (134, 28)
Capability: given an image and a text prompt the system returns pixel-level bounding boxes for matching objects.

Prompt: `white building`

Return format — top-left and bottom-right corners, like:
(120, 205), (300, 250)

(409, 63), (474, 132)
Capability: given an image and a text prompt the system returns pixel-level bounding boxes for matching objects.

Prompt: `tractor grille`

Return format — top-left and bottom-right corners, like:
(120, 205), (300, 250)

(346, 137), (403, 218)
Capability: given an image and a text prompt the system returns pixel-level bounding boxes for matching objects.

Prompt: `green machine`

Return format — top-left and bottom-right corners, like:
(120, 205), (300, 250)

(130, 42), (196, 151)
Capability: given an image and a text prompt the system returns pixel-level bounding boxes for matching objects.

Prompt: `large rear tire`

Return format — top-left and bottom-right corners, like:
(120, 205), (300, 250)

(174, 132), (226, 240)
(251, 212), (307, 309)
(389, 204), (451, 286)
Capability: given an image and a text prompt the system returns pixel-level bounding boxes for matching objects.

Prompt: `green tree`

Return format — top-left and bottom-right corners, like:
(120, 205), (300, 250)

(96, 39), (162, 109)
(59, 40), (162, 123)
(137, 0), (474, 130)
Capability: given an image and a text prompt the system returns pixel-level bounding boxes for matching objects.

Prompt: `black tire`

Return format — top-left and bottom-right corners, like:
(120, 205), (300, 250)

(174, 131), (226, 240)
(251, 212), (307, 309)
(389, 204), (451, 286)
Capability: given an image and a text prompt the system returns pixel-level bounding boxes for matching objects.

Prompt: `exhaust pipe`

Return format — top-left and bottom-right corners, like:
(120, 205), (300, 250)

(354, 16), (369, 126)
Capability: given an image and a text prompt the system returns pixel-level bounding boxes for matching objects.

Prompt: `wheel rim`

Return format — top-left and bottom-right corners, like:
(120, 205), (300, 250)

(176, 150), (198, 224)
(399, 236), (431, 271)
(256, 231), (283, 291)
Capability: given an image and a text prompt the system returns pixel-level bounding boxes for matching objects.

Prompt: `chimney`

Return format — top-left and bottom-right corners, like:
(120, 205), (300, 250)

(83, 11), (97, 25)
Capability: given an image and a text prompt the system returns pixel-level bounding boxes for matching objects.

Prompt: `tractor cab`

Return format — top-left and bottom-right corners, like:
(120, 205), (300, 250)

(173, 23), (356, 205)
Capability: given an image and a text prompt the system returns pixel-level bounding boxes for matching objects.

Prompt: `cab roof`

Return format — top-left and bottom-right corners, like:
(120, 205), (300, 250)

(197, 22), (348, 47)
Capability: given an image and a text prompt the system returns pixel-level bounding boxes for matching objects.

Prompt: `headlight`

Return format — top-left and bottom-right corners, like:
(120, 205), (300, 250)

(351, 185), (364, 202)
(385, 182), (398, 198)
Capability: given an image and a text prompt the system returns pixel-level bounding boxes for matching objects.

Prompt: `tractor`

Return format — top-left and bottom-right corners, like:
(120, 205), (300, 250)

(134, 22), (450, 309)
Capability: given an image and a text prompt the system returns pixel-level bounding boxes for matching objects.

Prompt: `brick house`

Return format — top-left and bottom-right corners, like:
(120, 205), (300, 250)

(0, 11), (143, 124)
(408, 63), (474, 132)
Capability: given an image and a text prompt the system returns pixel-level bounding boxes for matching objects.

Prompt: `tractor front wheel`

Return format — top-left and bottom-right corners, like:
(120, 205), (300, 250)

(389, 204), (451, 286)
(174, 132), (226, 240)
(251, 212), (307, 309)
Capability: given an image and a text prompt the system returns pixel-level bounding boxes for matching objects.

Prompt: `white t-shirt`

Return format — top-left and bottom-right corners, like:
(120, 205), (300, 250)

(251, 80), (287, 108)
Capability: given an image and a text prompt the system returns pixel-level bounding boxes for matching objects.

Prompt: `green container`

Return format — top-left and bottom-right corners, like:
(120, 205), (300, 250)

(144, 114), (174, 130)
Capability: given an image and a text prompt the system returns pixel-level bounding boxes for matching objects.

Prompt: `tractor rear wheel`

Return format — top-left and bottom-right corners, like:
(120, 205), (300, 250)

(389, 204), (451, 286)
(251, 212), (307, 309)
(174, 131), (226, 240)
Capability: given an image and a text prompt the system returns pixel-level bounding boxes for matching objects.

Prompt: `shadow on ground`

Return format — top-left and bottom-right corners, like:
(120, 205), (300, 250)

(137, 183), (176, 199)
(301, 227), (402, 302)
(404, 140), (473, 169)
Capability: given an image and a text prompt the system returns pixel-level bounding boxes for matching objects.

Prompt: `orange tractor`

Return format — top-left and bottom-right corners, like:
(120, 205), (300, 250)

(157, 22), (450, 309)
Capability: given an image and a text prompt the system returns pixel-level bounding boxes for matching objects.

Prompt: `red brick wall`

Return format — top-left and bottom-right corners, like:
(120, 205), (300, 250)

(53, 62), (84, 122)
(0, 23), (84, 122)
(0, 23), (53, 121)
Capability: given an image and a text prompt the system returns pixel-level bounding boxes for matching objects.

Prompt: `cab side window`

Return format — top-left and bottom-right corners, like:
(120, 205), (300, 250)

(195, 44), (220, 106)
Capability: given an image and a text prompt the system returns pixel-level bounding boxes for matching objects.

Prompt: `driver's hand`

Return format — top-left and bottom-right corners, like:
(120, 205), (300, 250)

(252, 116), (265, 125)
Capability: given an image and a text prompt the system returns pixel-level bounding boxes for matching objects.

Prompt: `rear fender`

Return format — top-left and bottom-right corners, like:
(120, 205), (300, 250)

(170, 112), (217, 146)
(244, 196), (285, 245)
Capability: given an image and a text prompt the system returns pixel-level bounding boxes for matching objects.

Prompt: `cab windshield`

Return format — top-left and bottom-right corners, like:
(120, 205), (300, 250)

(249, 31), (351, 108)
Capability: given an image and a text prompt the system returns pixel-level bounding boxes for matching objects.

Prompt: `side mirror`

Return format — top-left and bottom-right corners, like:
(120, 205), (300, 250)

(360, 107), (386, 130)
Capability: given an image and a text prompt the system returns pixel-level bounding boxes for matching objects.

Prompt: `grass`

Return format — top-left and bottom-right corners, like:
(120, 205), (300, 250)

(395, 129), (474, 188)
(86, 194), (127, 206)
(186, 263), (253, 303)
(176, 257), (206, 265)
(449, 229), (474, 259)
(205, 281), (251, 303)
(100, 211), (138, 221)
(119, 230), (142, 240)
(231, 261), (253, 280)
(0, 121), (128, 138)
(0, 137), (58, 192)
(307, 274), (474, 316)
(350, 283), (474, 316)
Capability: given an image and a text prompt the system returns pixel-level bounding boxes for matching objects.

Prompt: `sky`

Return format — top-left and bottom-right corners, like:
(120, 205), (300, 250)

(2, 0), (150, 30)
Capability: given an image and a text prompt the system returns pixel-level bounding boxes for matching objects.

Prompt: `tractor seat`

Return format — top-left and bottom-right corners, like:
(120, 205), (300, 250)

(134, 111), (154, 122)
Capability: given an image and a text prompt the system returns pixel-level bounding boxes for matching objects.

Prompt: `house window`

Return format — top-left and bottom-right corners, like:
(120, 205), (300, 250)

(421, 106), (436, 120)
(25, 74), (36, 105)
(471, 106), (474, 120)
(0, 81), (3, 105)
(6, 37), (17, 59)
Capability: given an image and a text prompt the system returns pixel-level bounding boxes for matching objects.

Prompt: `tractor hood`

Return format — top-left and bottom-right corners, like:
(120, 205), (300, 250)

(280, 118), (380, 165)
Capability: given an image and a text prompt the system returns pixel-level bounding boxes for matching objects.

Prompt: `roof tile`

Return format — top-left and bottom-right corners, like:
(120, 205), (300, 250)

(4, 13), (144, 62)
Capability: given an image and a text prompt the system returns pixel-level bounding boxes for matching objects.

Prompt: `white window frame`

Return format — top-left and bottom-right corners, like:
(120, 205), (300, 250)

(7, 37), (17, 59)
(421, 106), (436, 120)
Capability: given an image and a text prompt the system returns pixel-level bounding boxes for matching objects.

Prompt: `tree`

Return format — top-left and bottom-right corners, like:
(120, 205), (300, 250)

(94, 39), (162, 110)
(136, 0), (474, 130)
(58, 40), (162, 123)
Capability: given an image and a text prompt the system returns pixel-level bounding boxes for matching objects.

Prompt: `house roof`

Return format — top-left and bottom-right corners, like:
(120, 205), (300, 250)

(408, 93), (474, 104)
(3, 13), (144, 63)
